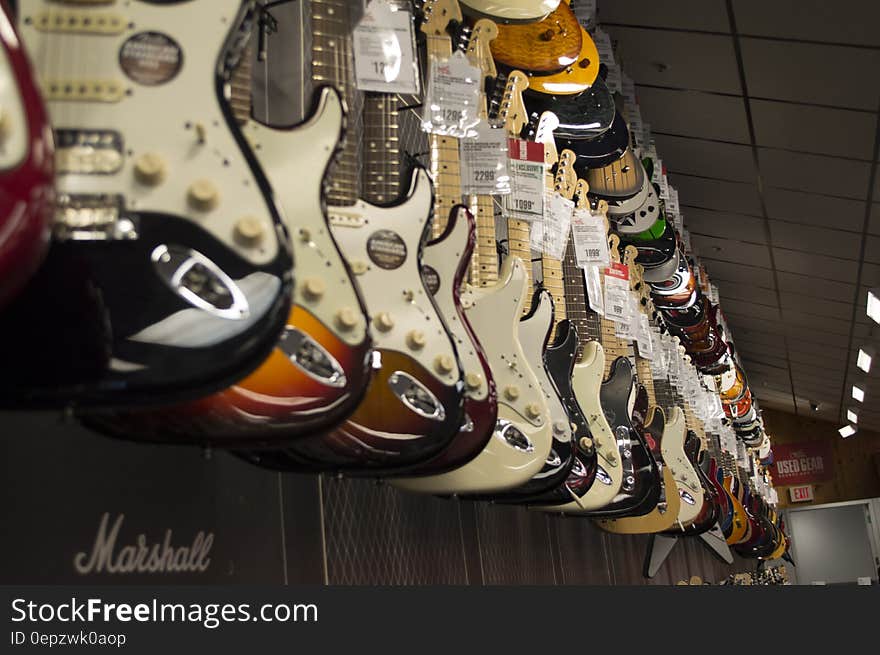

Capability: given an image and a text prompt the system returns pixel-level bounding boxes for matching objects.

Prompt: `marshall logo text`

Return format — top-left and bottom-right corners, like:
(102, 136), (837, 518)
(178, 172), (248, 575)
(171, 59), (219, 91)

(73, 513), (214, 575)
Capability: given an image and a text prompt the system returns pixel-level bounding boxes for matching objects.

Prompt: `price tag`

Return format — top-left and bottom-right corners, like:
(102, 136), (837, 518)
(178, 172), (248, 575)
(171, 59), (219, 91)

(628, 107), (645, 148)
(621, 74), (637, 107)
(636, 313), (653, 360)
(605, 62), (623, 94)
(572, 0), (597, 29)
(421, 50), (481, 138)
(571, 207), (610, 268)
(585, 265), (604, 316)
(603, 263), (630, 324)
(505, 138), (545, 221)
(460, 123), (510, 195)
(353, 2), (420, 94)
(538, 192), (574, 259)
(660, 173), (670, 202)
(668, 187), (681, 218)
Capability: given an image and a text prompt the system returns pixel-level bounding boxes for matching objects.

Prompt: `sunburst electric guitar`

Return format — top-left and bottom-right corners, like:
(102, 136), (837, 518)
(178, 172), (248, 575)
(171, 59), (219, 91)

(3, 0), (294, 409)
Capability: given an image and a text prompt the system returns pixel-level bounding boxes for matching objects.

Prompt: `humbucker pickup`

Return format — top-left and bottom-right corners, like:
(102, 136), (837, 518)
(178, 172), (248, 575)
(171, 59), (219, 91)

(33, 10), (127, 35)
(55, 128), (124, 175)
(53, 193), (138, 241)
(42, 79), (125, 103)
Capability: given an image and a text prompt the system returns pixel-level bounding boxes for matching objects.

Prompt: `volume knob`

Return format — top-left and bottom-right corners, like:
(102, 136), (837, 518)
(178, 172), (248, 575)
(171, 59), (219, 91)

(335, 307), (359, 331)
(373, 312), (394, 332)
(504, 385), (520, 401)
(525, 403), (542, 419)
(464, 372), (484, 391)
(406, 330), (426, 350)
(302, 276), (326, 301)
(234, 216), (265, 247)
(133, 152), (166, 186)
(187, 179), (220, 211)
(434, 355), (455, 375)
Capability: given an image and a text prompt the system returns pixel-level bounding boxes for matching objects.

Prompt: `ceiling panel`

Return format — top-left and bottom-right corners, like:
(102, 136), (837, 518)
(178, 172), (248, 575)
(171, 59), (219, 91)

(763, 188), (866, 232)
(740, 38), (880, 110)
(607, 27), (742, 94)
(768, 222), (861, 260)
(715, 280), (778, 306)
(732, 0), (880, 46)
(724, 312), (787, 336)
(772, 248), (859, 283)
(733, 333), (787, 353)
(868, 204), (880, 236)
(667, 174), (762, 214)
(654, 134), (757, 183)
(739, 351), (790, 370)
(779, 292), (853, 320)
(722, 298), (781, 322)
(682, 207), (767, 243)
(861, 235), (880, 264)
(750, 99), (877, 160)
(600, 0), (731, 32)
(702, 258), (776, 288)
(632, 86), (751, 143)
(690, 234), (771, 267)
(782, 310), (853, 336)
(757, 148), (873, 200)
(776, 271), (855, 302)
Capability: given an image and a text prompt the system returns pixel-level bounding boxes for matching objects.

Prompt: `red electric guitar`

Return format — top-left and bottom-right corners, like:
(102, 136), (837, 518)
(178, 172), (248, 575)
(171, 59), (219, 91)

(0, 0), (54, 308)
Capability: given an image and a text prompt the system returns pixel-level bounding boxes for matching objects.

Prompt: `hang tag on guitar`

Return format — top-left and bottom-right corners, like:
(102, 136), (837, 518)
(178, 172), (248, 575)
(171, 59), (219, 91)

(421, 50), (481, 138)
(536, 193), (573, 260)
(585, 265), (604, 316)
(593, 29), (622, 92)
(460, 123), (510, 195)
(573, 0), (597, 30)
(353, 2), (420, 94)
(603, 263), (630, 324)
(621, 73), (638, 108)
(571, 207), (610, 268)
(504, 139), (545, 222)
(636, 313), (653, 360)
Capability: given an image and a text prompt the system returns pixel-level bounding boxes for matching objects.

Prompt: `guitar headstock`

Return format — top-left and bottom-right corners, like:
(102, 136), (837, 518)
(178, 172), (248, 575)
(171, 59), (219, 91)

(608, 233), (621, 264)
(498, 70), (529, 137)
(575, 179), (590, 209)
(554, 149), (577, 200)
(465, 18), (499, 81)
(533, 110), (559, 168)
(421, 0), (462, 36)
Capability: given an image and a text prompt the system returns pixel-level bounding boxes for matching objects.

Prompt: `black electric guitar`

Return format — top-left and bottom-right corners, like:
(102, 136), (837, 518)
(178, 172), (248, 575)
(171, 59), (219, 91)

(0, 0), (293, 409)
(559, 111), (630, 174)
(523, 74), (615, 140)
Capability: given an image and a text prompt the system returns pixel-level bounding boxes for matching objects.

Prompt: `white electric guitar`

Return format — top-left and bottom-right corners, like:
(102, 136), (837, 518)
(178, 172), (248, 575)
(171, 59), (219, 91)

(460, 0), (561, 23)
(663, 406), (705, 528)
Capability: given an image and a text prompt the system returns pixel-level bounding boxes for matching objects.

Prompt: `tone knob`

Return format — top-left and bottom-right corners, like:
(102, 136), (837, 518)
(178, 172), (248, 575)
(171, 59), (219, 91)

(579, 437), (594, 451)
(234, 216), (265, 247)
(302, 276), (326, 301)
(373, 312), (394, 332)
(553, 420), (568, 434)
(504, 385), (520, 401)
(187, 179), (220, 211)
(133, 152), (166, 186)
(335, 307), (359, 331)
(464, 372), (484, 391)
(434, 355), (455, 375)
(406, 330), (426, 350)
(525, 403), (542, 419)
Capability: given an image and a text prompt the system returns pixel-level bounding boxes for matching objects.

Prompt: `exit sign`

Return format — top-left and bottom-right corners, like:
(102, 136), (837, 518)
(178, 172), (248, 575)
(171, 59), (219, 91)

(789, 485), (814, 503)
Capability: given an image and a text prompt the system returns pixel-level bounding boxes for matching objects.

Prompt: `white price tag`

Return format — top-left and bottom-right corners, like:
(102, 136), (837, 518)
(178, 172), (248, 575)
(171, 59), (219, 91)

(603, 263), (630, 324)
(539, 193), (574, 260)
(621, 74), (638, 107)
(636, 314), (653, 360)
(573, 0), (597, 29)
(628, 108), (645, 148)
(586, 265), (604, 316)
(668, 187), (681, 219)
(605, 62), (623, 94)
(505, 139), (545, 221)
(460, 123), (510, 195)
(660, 173), (670, 202)
(571, 207), (610, 268)
(421, 51), (481, 137)
(353, 2), (420, 94)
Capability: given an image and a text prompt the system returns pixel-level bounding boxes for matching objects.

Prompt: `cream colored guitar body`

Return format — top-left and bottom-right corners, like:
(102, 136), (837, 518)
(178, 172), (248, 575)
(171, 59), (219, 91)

(664, 407), (705, 529)
(460, 0), (561, 23)
(533, 341), (623, 513)
(394, 257), (553, 494)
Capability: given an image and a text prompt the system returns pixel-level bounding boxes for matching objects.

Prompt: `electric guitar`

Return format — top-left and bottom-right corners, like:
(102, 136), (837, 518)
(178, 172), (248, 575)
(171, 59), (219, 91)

(395, 0), (553, 493)
(244, 0), (468, 474)
(525, 75), (615, 141)
(459, 0), (561, 23)
(84, 32), (377, 445)
(2, 0), (294, 409)
(668, 430), (719, 535)
(489, 0), (581, 73)
(0, 1), (54, 309)
(560, 111), (630, 173)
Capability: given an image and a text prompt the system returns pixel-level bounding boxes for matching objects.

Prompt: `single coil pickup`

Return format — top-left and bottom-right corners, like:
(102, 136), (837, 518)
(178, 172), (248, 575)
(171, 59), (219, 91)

(48, 1), (116, 5)
(42, 79), (125, 103)
(53, 193), (138, 241)
(32, 10), (127, 35)
(55, 128), (124, 174)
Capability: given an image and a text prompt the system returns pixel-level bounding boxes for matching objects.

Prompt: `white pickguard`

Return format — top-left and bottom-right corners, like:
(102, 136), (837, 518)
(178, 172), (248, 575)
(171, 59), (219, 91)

(19, 0), (281, 265)
(663, 407), (704, 528)
(518, 291), (573, 462)
(394, 257), (552, 494)
(459, 0), (561, 23)
(533, 340), (624, 513)
(243, 88), (366, 346)
(328, 168), (459, 388)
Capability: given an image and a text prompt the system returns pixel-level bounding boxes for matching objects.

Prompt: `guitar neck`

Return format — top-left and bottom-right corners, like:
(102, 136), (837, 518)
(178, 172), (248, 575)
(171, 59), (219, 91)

(636, 354), (656, 408)
(311, 0), (360, 206)
(362, 93), (401, 205)
(561, 238), (599, 361)
(506, 215), (533, 305)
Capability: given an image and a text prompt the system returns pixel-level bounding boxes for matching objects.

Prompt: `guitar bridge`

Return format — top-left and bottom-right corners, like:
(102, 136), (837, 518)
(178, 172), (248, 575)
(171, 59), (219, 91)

(53, 194), (137, 241)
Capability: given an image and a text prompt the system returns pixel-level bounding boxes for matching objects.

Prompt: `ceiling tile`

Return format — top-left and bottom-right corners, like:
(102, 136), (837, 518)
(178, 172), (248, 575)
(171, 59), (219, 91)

(600, 0), (731, 32)
(722, 298), (781, 322)
(703, 258), (775, 287)
(758, 148), (872, 200)
(787, 348), (850, 372)
(776, 271), (855, 302)
(724, 312), (786, 335)
(739, 351), (789, 370)
(654, 134), (757, 183)
(667, 174), (762, 214)
(691, 234), (771, 267)
(732, 0), (880, 46)
(779, 292), (853, 320)
(715, 280), (778, 306)
(869, 204), (880, 236)
(791, 362), (845, 382)
(740, 38), (880, 110)
(862, 235), (880, 264)
(772, 248), (859, 283)
(750, 99), (876, 160)
(763, 188), (865, 232)
(606, 27), (741, 94)
(768, 222), (862, 260)
(782, 309), (852, 336)
(783, 328), (850, 348)
(632, 86), (751, 143)
(682, 207), (766, 243)
(733, 332), (787, 352)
